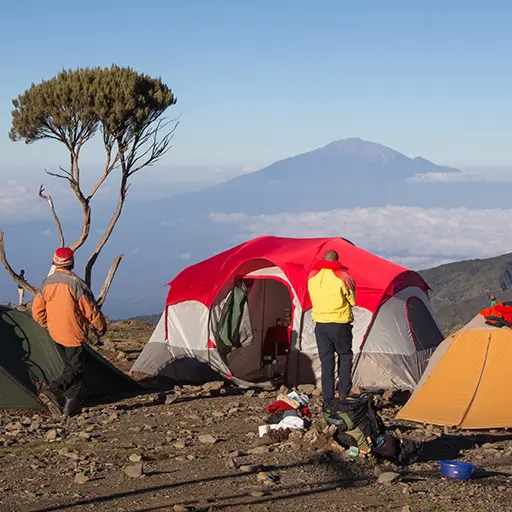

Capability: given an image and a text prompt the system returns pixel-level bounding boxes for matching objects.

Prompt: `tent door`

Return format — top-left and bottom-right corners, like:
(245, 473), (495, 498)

(225, 278), (293, 383)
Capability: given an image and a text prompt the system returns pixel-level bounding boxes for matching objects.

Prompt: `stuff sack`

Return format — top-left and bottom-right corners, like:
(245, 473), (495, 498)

(323, 394), (385, 453)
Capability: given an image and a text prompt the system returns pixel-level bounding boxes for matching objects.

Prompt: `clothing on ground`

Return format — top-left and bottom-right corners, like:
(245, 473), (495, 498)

(32, 269), (106, 347)
(307, 260), (356, 324)
(315, 322), (353, 399)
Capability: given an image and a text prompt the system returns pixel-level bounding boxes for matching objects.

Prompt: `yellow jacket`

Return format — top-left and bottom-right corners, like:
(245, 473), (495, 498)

(307, 260), (356, 324)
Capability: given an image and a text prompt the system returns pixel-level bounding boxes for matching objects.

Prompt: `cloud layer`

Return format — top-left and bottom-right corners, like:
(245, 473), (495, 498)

(210, 206), (512, 269)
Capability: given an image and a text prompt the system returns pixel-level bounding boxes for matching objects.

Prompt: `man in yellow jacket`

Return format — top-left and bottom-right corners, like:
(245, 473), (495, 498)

(307, 249), (356, 400)
(32, 247), (107, 416)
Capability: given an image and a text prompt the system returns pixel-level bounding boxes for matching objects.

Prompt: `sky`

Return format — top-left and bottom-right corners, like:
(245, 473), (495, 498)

(1, 0), (512, 316)
(1, 0), (512, 181)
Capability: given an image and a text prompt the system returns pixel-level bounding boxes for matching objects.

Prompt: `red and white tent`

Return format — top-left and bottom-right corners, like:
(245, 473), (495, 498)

(132, 236), (443, 390)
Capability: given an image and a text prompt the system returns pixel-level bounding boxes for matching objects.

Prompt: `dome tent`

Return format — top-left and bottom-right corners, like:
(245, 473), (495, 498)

(132, 236), (444, 391)
(397, 312), (512, 429)
(0, 305), (140, 410)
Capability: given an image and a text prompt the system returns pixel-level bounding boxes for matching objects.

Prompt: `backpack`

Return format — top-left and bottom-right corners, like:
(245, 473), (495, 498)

(323, 394), (385, 453)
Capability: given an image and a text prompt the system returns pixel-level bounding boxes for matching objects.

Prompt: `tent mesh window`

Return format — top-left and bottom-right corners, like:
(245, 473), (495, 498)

(405, 297), (444, 350)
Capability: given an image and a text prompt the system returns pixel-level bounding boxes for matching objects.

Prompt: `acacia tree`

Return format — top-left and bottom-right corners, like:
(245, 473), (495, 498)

(0, 66), (177, 306)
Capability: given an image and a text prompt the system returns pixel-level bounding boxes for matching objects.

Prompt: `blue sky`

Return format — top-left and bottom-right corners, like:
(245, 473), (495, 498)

(1, 0), (512, 178)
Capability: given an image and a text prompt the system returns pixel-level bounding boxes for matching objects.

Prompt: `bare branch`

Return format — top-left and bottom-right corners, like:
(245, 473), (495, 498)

(96, 254), (124, 308)
(38, 185), (65, 247)
(84, 167), (128, 287)
(127, 118), (179, 175)
(86, 143), (123, 202)
(44, 168), (74, 183)
(0, 228), (37, 296)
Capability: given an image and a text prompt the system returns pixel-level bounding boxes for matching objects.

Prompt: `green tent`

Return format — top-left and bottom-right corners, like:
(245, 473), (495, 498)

(0, 305), (141, 410)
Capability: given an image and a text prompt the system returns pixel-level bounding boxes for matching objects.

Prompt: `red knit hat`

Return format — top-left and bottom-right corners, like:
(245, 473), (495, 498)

(53, 247), (74, 268)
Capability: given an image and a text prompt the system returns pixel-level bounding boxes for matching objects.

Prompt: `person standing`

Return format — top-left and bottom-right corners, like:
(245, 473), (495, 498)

(307, 249), (356, 400)
(32, 247), (107, 416)
(18, 269), (26, 305)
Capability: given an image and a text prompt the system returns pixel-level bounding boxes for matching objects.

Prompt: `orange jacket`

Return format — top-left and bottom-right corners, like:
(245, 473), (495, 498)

(32, 269), (107, 347)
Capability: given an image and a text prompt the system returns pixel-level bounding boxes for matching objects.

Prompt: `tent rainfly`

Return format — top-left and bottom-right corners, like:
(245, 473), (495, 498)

(132, 236), (444, 390)
(0, 305), (140, 410)
(397, 312), (512, 429)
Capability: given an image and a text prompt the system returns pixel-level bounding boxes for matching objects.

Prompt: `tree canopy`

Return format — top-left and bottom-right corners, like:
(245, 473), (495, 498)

(1, 65), (177, 306)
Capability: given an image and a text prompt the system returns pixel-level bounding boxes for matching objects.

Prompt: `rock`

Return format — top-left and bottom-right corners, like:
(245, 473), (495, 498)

(228, 450), (243, 458)
(78, 431), (91, 440)
(129, 453), (142, 463)
(278, 385), (289, 396)
(116, 351), (126, 360)
(297, 384), (316, 395)
(250, 490), (266, 497)
(198, 435), (218, 444)
(202, 381), (224, 392)
(124, 462), (144, 478)
(402, 506), (411, 512)
(312, 388), (322, 397)
(173, 505), (194, 512)
(74, 473), (90, 484)
(173, 441), (187, 449)
(303, 429), (320, 445)
(257, 471), (279, 485)
(247, 446), (271, 455)
(165, 394), (178, 405)
(239, 464), (263, 473)
(377, 472), (400, 485)
(255, 434), (273, 446)
(245, 390), (255, 398)
(226, 458), (237, 470)
(46, 429), (57, 441)
(482, 443), (495, 449)
(374, 466), (383, 477)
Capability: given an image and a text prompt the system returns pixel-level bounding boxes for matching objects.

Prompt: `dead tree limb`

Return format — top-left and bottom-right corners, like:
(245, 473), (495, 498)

(96, 254), (124, 308)
(38, 185), (65, 247)
(0, 228), (37, 296)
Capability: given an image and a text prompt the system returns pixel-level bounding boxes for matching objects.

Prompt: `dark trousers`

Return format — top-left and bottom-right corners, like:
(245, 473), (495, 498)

(50, 344), (85, 401)
(315, 322), (353, 400)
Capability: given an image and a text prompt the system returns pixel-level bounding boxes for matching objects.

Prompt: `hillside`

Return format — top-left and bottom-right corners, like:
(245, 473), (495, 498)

(420, 252), (512, 333)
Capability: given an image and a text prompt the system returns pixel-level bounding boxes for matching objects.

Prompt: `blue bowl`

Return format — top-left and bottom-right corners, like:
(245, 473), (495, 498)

(438, 460), (475, 480)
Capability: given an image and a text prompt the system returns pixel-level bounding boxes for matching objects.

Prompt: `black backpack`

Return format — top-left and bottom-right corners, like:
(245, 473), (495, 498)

(323, 394), (386, 452)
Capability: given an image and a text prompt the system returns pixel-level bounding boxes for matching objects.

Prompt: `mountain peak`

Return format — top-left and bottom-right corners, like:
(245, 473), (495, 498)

(319, 138), (407, 165)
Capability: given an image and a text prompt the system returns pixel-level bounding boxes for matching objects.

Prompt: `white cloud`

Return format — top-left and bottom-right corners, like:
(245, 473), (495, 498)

(407, 171), (512, 183)
(0, 182), (46, 222)
(180, 252), (192, 261)
(41, 229), (52, 236)
(209, 206), (512, 269)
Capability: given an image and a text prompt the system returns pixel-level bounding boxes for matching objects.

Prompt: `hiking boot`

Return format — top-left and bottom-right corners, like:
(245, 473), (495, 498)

(62, 397), (82, 417)
(37, 384), (64, 417)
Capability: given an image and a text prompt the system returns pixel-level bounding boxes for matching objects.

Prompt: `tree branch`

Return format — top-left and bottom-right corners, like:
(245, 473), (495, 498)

(67, 154), (91, 252)
(84, 164), (128, 287)
(96, 254), (124, 308)
(86, 140), (123, 202)
(0, 228), (37, 296)
(38, 185), (65, 247)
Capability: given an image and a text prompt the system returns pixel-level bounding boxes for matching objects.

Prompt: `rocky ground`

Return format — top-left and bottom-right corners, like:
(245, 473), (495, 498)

(1, 321), (511, 512)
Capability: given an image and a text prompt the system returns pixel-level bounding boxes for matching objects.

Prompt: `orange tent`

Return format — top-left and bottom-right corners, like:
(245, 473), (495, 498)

(396, 314), (512, 429)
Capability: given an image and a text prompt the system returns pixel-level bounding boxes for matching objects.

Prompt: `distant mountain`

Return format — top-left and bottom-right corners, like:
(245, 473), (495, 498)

(419, 253), (512, 334)
(140, 138), (464, 216)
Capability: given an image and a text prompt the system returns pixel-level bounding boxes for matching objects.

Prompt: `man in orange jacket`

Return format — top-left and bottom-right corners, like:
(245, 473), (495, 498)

(307, 249), (356, 401)
(32, 247), (107, 416)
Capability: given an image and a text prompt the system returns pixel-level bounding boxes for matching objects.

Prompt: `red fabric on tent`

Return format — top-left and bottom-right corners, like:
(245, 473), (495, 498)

(166, 236), (428, 313)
